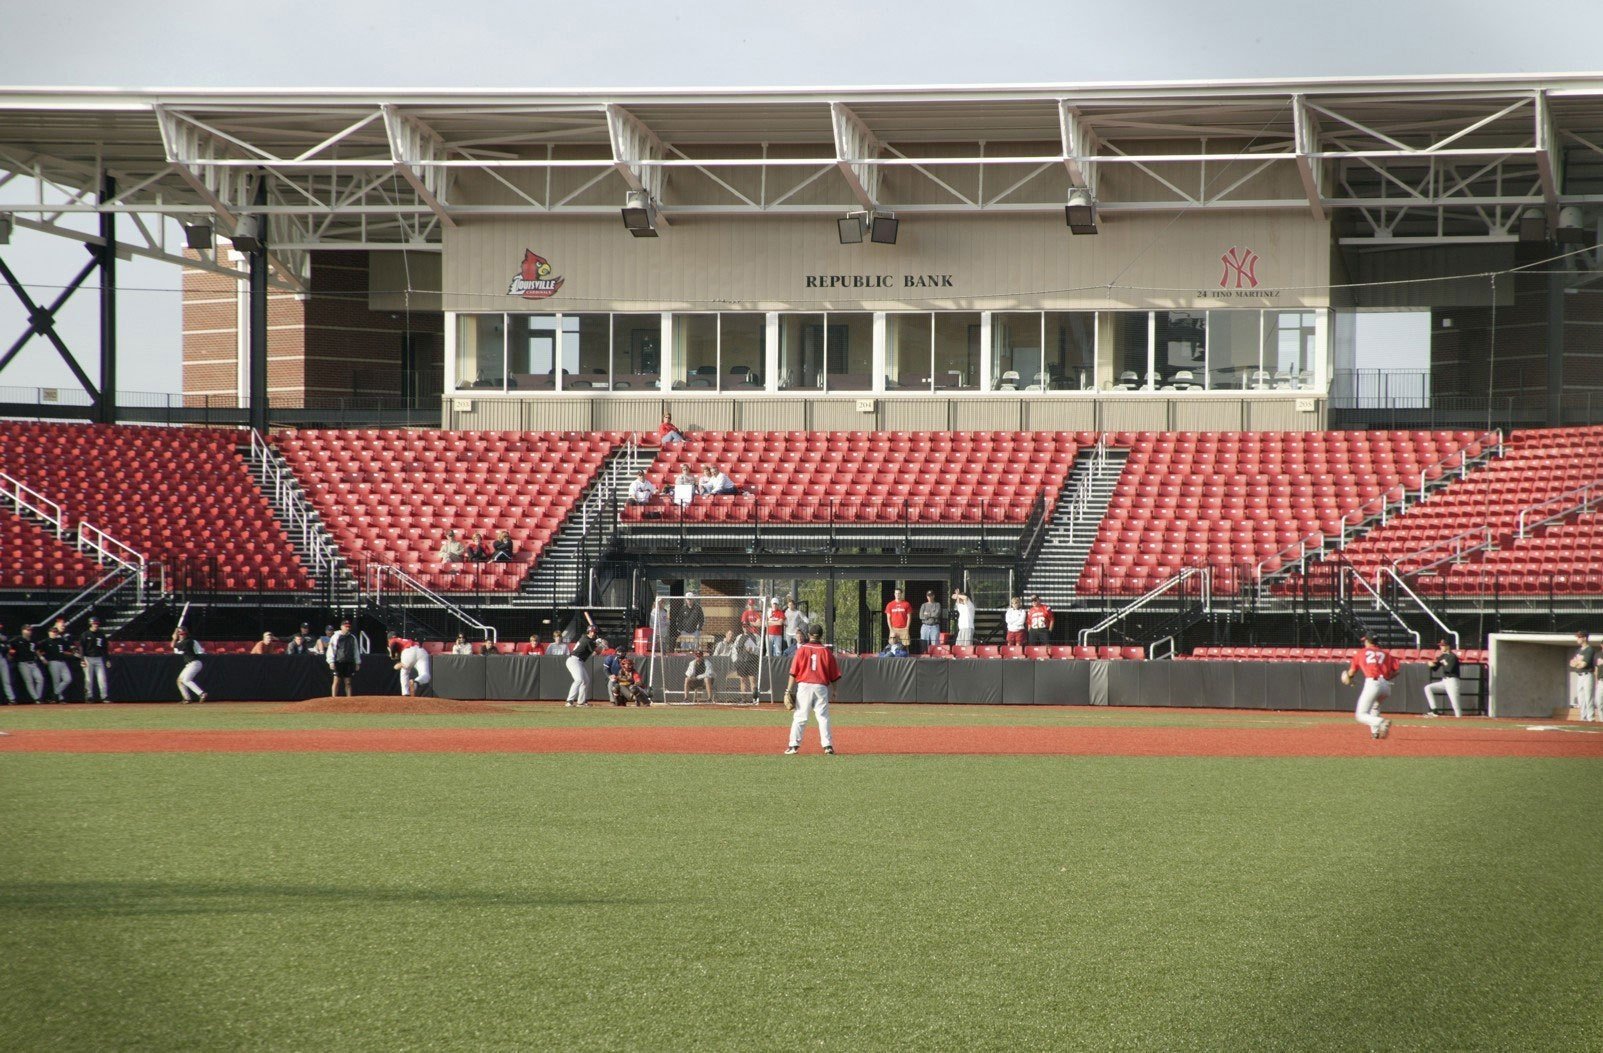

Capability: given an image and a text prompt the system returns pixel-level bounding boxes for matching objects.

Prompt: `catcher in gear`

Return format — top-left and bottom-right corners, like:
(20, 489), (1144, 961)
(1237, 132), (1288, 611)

(608, 656), (651, 707)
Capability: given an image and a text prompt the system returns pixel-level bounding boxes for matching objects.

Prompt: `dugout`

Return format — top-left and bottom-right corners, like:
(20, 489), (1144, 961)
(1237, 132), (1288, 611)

(1486, 632), (1592, 718)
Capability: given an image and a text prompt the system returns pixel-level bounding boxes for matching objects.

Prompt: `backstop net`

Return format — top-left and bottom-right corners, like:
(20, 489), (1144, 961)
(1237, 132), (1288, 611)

(646, 595), (780, 705)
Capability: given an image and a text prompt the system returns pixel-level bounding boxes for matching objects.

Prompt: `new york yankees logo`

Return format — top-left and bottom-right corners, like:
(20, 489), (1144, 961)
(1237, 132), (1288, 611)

(1219, 246), (1260, 289)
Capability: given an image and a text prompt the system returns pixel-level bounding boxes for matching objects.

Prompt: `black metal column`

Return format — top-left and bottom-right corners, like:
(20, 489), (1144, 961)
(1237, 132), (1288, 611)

(247, 224), (269, 433)
(1545, 268), (1565, 427)
(96, 175), (116, 424)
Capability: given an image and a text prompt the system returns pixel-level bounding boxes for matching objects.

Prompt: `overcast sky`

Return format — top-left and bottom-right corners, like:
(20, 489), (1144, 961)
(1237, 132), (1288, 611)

(2, 0), (1599, 394)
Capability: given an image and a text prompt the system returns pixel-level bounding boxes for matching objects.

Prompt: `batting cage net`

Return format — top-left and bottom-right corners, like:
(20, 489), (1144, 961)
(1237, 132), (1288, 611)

(647, 595), (781, 705)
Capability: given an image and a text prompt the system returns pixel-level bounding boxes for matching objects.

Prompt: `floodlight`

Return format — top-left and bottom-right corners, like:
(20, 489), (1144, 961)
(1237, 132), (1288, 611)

(1557, 206), (1586, 245)
(621, 190), (658, 237)
(1518, 207), (1547, 243)
(230, 215), (264, 252)
(869, 211), (899, 245)
(182, 222), (214, 251)
(837, 212), (867, 244)
(0, 214), (12, 244)
(1065, 188), (1098, 235)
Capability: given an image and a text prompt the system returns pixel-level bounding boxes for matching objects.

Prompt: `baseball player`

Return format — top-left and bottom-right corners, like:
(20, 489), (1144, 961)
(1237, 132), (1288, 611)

(784, 626), (841, 755)
(1423, 640), (1462, 718)
(173, 627), (207, 703)
(1568, 631), (1597, 721)
(41, 626), (74, 702)
(391, 635), (432, 697)
(0, 623), (16, 704)
(10, 626), (45, 703)
(79, 616), (112, 703)
(1343, 635), (1398, 740)
(565, 625), (598, 706)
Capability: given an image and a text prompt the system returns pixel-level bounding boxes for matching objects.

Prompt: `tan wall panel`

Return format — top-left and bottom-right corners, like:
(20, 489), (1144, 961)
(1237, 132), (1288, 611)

(592, 399), (666, 433)
(735, 400), (807, 432)
(452, 399), (526, 430)
(1246, 399), (1324, 431)
(883, 399), (949, 431)
(524, 401), (592, 431)
(1171, 400), (1248, 431)
(1020, 400), (1097, 431)
(1098, 399), (1172, 431)
(810, 400), (876, 431)
(663, 399), (736, 432)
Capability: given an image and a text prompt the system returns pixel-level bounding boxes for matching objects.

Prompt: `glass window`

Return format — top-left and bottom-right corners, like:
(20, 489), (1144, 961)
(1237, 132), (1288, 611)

(886, 313), (932, 391)
(1044, 312), (1095, 391)
(672, 314), (719, 390)
(1108, 311), (1150, 390)
(826, 313), (874, 391)
(991, 312), (1042, 391)
(612, 314), (661, 391)
(1154, 311), (1206, 390)
(721, 314), (765, 390)
(1265, 311), (1317, 389)
(508, 315), (558, 391)
(456, 314), (506, 390)
(933, 313), (981, 390)
(561, 315), (611, 390)
(778, 313), (824, 391)
(1206, 311), (1261, 390)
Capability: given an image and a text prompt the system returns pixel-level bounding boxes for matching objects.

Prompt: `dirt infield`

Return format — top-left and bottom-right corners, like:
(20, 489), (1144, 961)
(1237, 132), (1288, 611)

(273, 695), (509, 715)
(3, 721), (1602, 757)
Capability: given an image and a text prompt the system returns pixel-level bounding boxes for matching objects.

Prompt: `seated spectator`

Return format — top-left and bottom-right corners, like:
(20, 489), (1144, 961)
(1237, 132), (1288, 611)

(706, 466), (737, 496)
(712, 630), (738, 658)
(657, 412), (686, 444)
(546, 632), (570, 657)
(488, 530), (515, 562)
(673, 467), (696, 507)
(285, 632), (310, 656)
(451, 634), (474, 655)
(464, 531), (491, 563)
(683, 650), (715, 704)
(519, 633), (546, 656)
(438, 529), (466, 563)
(676, 593), (706, 651)
(878, 639), (909, 658)
(249, 632), (279, 655)
(628, 471), (658, 504)
(315, 625), (335, 655)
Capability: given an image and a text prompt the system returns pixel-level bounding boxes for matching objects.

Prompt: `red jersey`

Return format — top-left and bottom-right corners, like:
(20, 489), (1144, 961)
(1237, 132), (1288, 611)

(740, 606), (763, 632)
(885, 599), (913, 629)
(518, 641), (546, 655)
(1349, 647), (1400, 681)
(1027, 604), (1054, 631)
(766, 609), (785, 636)
(789, 642), (841, 685)
(657, 421), (679, 440)
(390, 637), (417, 654)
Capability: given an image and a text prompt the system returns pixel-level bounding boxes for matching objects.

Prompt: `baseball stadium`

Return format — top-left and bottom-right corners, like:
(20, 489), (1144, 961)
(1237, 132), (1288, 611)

(2, 76), (1601, 1049)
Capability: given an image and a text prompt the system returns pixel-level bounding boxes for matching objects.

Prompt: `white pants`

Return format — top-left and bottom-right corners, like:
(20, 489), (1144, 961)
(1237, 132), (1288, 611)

(177, 660), (205, 701)
(400, 665), (432, 696)
(1355, 677), (1391, 729)
(955, 627), (975, 647)
(47, 660), (72, 700)
(1424, 677), (1461, 717)
(1588, 679), (1603, 723)
(18, 663), (44, 701)
(789, 682), (833, 749)
(565, 656), (590, 703)
(0, 657), (15, 702)
(1572, 673), (1597, 721)
(83, 658), (110, 701)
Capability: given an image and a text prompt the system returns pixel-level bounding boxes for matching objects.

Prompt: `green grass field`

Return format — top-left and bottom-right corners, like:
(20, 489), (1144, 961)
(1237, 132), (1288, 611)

(3, 708), (1600, 1050)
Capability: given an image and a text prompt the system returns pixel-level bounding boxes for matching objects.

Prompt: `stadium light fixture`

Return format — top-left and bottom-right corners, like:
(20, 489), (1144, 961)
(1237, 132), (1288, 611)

(869, 211), (899, 245)
(1518, 207), (1547, 243)
(182, 222), (214, 251)
(1065, 188), (1098, 235)
(230, 215), (264, 252)
(0, 214), (12, 245)
(621, 190), (659, 238)
(837, 211), (867, 244)
(1557, 206), (1587, 245)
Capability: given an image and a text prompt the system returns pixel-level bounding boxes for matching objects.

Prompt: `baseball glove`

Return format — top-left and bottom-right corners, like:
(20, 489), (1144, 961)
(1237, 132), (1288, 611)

(783, 686), (797, 710)
(1340, 670), (1354, 687)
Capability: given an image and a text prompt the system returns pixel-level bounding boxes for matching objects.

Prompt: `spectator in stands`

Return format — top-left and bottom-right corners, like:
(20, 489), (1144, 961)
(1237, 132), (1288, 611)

(41, 626), (73, 702)
(733, 625), (762, 697)
(326, 619), (360, 698)
(740, 599), (764, 636)
(1026, 595), (1054, 646)
(521, 633), (546, 656)
(1424, 640), (1463, 718)
(285, 631), (310, 656)
(547, 632), (570, 657)
(713, 630), (738, 657)
(10, 626), (44, 702)
(765, 599), (787, 656)
(884, 589), (913, 650)
(491, 529), (516, 563)
(173, 627), (207, 703)
(650, 601), (672, 649)
(78, 616), (111, 703)
(783, 598), (807, 653)
(1004, 597), (1028, 647)
(249, 632), (279, 655)
(878, 638), (909, 658)
(657, 413), (686, 445)
(465, 531), (491, 563)
(451, 634), (474, 656)
(628, 472), (657, 505)
(1570, 631), (1597, 721)
(684, 650), (716, 704)
(918, 591), (944, 653)
(676, 593), (706, 651)
(952, 590), (977, 648)
(438, 529), (466, 563)
(705, 466), (737, 496)
(315, 625), (335, 656)
(672, 466), (696, 507)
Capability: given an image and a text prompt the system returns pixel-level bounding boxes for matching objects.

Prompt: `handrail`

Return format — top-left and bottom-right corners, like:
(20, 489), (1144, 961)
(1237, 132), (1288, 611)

(249, 429), (340, 579)
(1517, 480), (1603, 539)
(40, 566), (138, 631)
(1343, 562), (1421, 649)
(1253, 529), (1327, 583)
(0, 471), (65, 537)
(1377, 566), (1458, 649)
(76, 521), (149, 603)
(1388, 525), (1496, 578)
(368, 562), (498, 644)
(1414, 428), (1502, 500)
(1080, 565), (1210, 646)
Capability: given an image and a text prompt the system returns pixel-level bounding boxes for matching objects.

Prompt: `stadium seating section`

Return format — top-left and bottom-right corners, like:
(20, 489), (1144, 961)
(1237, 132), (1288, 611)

(1331, 426), (1603, 595)
(623, 431), (1083, 524)
(110, 640), (272, 655)
(925, 644), (1145, 660)
(0, 423), (310, 591)
(0, 508), (107, 590)
(275, 429), (620, 591)
(1182, 646), (1487, 663)
(1078, 430), (1490, 596)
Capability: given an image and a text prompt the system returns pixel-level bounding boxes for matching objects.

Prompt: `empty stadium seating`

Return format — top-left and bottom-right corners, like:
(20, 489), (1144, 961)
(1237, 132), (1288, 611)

(0, 508), (107, 591)
(1182, 646), (1486, 663)
(1331, 426), (1603, 595)
(1077, 430), (1490, 596)
(0, 422), (311, 591)
(622, 431), (1083, 524)
(925, 644), (1144, 660)
(275, 429), (620, 590)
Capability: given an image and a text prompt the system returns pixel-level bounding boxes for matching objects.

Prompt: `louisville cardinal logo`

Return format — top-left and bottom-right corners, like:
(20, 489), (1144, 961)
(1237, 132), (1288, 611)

(508, 249), (564, 299)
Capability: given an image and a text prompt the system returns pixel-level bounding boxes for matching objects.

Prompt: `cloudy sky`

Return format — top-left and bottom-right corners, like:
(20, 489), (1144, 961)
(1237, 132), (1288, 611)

(2, 0), (1600, 395)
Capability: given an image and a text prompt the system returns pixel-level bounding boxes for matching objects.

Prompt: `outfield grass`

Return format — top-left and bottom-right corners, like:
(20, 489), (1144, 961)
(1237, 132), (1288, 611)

(3, 747), (1600, 1050)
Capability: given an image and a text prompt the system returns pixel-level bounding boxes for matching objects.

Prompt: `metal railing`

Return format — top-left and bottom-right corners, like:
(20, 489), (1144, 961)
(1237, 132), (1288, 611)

(1517, 480), (1603, 539)
(368, 562), (498, 644)
(0, 472), (65, 536)
(1342, 559), (1421, 649)
(40, 567), (142, 631)
(75, 521), (149, 602)
(1389, 526), (1497, 578)
(1376, 566), (1457, 649)
(248, 429), (342, 582)
(1080, 565), (1212, 646)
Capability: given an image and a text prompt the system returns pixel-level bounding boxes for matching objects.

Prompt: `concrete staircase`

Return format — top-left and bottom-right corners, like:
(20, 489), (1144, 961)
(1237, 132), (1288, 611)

(520, 441), (658, 607)
(1023, 445), (1129, 607)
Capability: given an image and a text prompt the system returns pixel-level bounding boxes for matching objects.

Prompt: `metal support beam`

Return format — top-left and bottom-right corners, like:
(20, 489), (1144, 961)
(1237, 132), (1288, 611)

(1534, 90), (1561, 223)
(1057, 102), (1099, 198)
(604, 105), (668, 224)
(830, 103), (881, 210)
(97, 174), (116, 424)
(0, 250), (102, 399)
(382, 105), (458, 229)
(1291, 94), (1327, 220)
(247, 184), (269, 434)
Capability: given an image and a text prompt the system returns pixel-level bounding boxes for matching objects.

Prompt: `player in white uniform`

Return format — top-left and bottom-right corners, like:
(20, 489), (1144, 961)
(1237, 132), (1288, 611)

(393, 639), (432, 697)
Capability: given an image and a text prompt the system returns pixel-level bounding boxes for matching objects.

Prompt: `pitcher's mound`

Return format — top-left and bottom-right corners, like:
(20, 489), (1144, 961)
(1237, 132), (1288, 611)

(274, 695), (507, 715)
